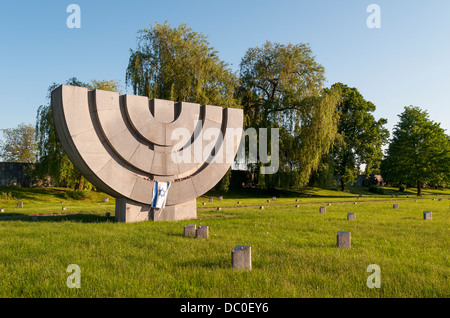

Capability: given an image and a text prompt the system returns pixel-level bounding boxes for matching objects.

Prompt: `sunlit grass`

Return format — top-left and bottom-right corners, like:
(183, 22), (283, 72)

(0, 186), (448, 297)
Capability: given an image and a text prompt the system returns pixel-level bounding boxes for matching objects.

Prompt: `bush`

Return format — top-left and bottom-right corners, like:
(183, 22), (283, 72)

(63, 190), (92, 201)
(368, 185), (384, 195)
(399, 185), (406, 192)
(0, 192), (15, 200)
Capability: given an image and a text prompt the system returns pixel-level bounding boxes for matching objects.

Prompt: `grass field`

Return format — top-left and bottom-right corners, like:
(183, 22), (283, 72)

(0, 186), (448, 298)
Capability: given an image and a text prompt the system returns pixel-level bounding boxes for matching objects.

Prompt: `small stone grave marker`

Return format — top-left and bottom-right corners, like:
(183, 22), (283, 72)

(423, 211), (432, 221)
(232, 245), (252, 270)
(196, 225), (209, 239)
(347, 213), (356, 220)
(319, 207), (326, 214)
(337, 231), (351, 249)
(393, 204), (399, 209)
(184, 224), (196, 237)
(17, 202), (23, 208)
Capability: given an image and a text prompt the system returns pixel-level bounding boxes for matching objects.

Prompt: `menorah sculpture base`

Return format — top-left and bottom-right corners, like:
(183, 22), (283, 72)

(115, 198), (197, 223)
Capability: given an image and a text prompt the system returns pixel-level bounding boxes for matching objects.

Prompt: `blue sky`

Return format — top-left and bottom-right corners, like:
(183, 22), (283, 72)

(0, 0), (449, 137)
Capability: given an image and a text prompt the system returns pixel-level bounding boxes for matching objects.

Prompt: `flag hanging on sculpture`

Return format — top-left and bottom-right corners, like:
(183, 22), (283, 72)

(152, 181), (171, 209)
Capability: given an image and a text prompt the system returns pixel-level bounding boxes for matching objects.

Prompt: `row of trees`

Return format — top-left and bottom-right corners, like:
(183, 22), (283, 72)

(1, 23), (449, 195)
(124, 23), (391, 191)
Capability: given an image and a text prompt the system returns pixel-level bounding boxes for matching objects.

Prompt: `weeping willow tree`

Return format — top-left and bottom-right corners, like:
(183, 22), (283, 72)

(35, 77), (121, 190)
(239, 41), (341, 189)
(126, 22), (240, 108)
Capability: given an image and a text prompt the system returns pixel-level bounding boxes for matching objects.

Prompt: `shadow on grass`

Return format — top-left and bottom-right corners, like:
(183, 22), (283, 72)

(0, 213), (115, 223)
(0, 186), (68, 201)
(166, 232), (186, 238)
(0, 186), (113, 203)
(205, 186), (433, 200)
(177, 258), (227, 270)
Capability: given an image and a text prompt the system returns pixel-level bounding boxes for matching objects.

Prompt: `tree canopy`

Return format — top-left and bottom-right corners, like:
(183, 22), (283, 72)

(126, 22), (239, 108)
(329, 83), (389, 190)
(0, 123), (37, 163)
(239, 41), (341, 188)
(31, 22), (448, 194)
(381, 106), (450, 195)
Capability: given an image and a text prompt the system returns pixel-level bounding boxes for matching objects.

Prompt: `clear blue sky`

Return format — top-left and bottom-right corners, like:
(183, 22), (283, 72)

(0, 0), (449, 137)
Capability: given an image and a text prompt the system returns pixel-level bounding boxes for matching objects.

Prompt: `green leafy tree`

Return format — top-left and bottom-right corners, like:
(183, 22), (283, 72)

(35, 77), (120, 190)
(239, 41), (341, 189)
(126, 22), (239, 108)
(213, 168), (231, 193)
(329, 83), (389, 191)
(0, 123), (37, 163)
(381, 106), (450, 195)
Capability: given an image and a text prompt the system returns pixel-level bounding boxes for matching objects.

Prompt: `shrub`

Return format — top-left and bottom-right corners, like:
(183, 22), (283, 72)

(0, 192), (15, 200)
(63, 190), (92, 201)
(399, 185), (406, 192)
(368, 185), (384, 195)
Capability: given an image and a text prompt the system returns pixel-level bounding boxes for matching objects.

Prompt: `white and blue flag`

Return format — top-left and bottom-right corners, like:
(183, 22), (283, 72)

(152, 181), (171, 209)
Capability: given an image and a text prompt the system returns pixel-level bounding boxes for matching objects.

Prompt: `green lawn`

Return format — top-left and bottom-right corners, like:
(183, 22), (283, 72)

(0, 186), (448, 297)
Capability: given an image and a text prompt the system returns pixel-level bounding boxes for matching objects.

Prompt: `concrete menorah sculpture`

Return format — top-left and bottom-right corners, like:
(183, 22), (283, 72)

(51, 85), (243, 223)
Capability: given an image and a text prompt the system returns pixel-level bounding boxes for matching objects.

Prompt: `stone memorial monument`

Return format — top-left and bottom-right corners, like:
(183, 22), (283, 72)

(196, 225), (209, 239)
(337, 231), (351, 249)
(232, 245), (252, 270)
(184, 224), (197, 237)
(51, 85), (243, 223)
(423, 211), (432, 220)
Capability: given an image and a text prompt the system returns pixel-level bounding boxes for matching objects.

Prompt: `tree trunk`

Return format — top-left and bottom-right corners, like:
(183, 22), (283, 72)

(76, 176), (84, 191)
(417, 180), (421, 196)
